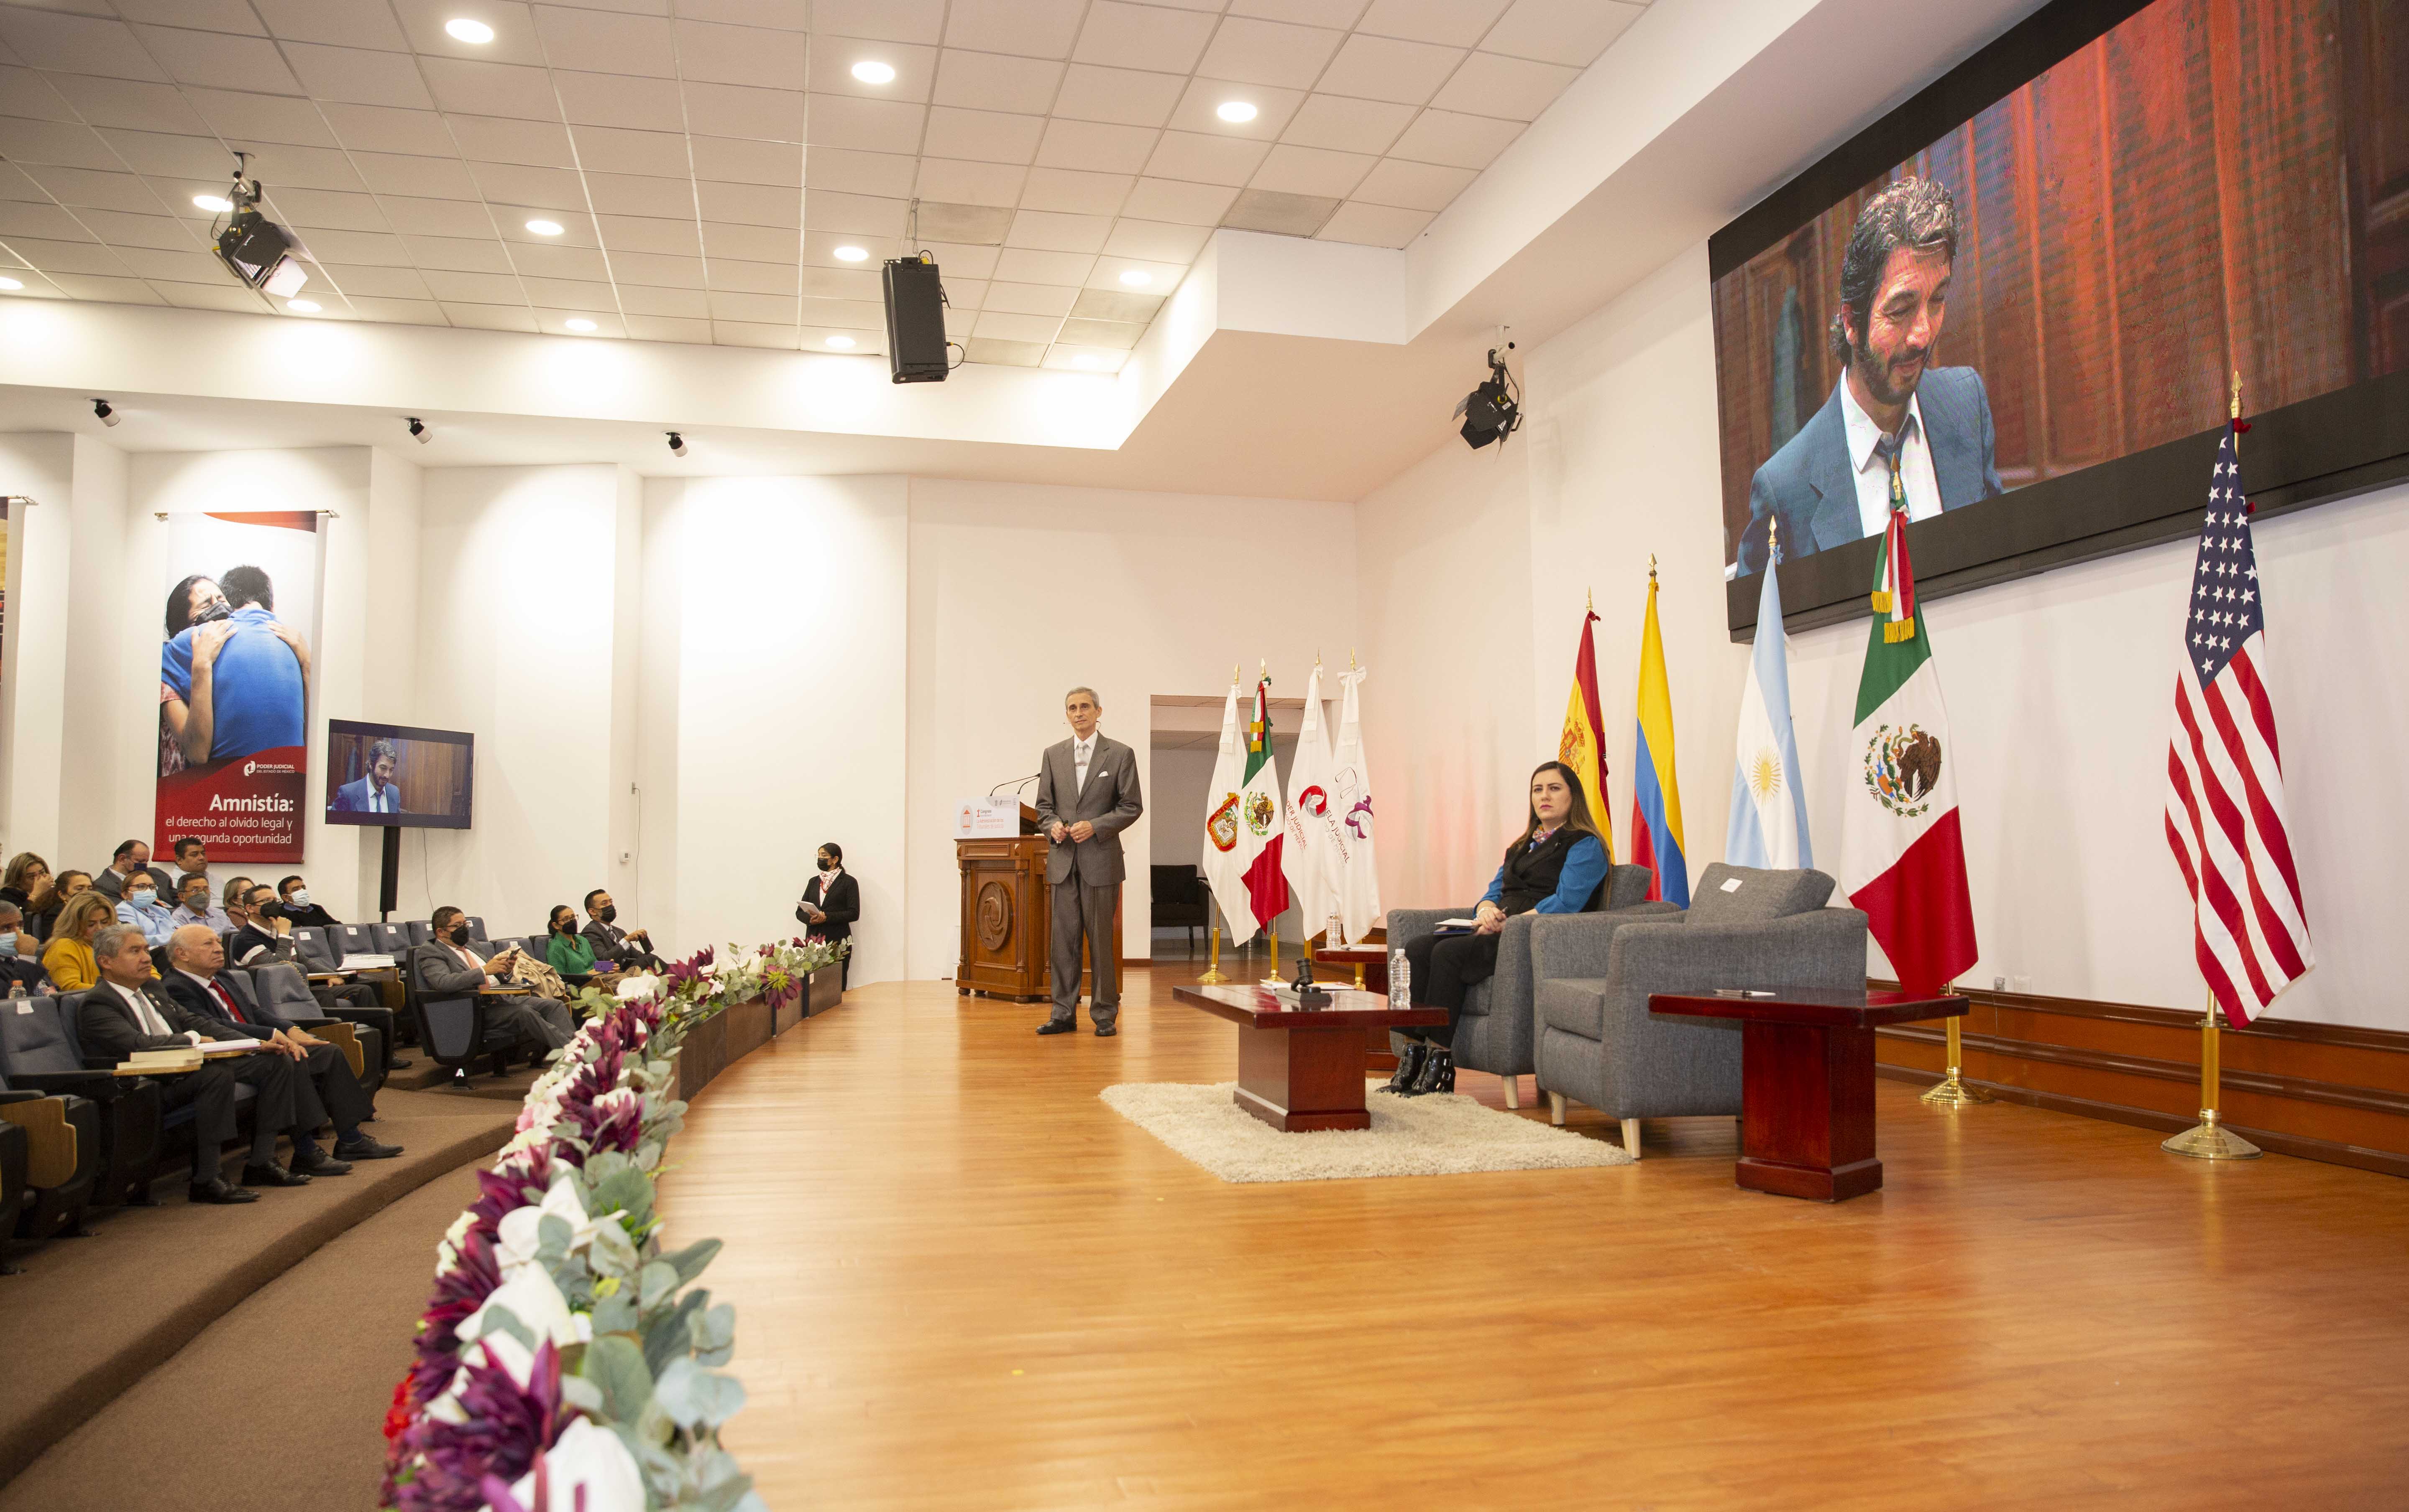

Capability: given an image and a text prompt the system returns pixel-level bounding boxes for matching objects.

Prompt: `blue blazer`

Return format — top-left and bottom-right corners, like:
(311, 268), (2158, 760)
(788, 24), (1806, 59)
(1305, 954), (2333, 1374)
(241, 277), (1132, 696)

(332, 776), (399, 814)
(1736, 367), (2003, 575)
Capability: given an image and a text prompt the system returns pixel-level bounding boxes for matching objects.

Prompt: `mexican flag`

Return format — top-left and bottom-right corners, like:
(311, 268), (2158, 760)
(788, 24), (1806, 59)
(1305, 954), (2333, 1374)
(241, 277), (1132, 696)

(1839, 508), (1977, 993)
(1239, 674), (1291, 933)
(1204, 673), (1287, 944)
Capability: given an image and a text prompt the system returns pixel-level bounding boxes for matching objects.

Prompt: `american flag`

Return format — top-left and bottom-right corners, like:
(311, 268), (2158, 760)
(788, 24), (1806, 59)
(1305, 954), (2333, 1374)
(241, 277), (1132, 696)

(2163, 425), (2313, 1027)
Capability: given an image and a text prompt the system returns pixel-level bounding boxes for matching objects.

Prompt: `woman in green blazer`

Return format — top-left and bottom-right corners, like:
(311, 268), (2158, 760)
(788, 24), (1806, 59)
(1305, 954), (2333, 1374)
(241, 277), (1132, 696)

(545, 903), (596, 978)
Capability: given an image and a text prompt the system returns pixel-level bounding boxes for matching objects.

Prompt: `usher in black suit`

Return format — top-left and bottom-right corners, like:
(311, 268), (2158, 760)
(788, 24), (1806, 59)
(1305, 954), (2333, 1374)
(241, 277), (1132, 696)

(796, 870), (858, 985)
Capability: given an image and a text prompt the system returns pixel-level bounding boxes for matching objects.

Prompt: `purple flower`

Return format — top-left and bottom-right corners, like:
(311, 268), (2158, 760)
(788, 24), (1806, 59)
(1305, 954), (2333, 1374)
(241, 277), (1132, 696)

(391, 1340), (566, 1512)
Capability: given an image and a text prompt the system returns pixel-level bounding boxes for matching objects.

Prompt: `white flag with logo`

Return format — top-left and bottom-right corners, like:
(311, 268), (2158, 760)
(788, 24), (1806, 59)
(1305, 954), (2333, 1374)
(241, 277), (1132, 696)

(1329, 665), (1381, 942)
(1199, 678), (1257, 945)
(1282, 665), (1339, 937)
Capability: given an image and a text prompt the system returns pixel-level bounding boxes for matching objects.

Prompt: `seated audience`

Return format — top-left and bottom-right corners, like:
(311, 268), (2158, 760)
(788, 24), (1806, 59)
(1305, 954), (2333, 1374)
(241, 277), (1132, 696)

(168, 872), (231, 933)
(29, 870), (89, 943)
(115, 871), (176, 947)
(545, 904), (597, 977)
(93, 838), (175, 901)
(228, 883), (390, 1028)
(1386, 760), (1611, 1098)
(581, 889), (660, 971)
(276, 874), (341, 932)
(412, 906), (577, 1056)
(796, 841), (858, 987)
(42, 890), (124, 992)
(169, 835), (209, 889)
(76, 922), (317, 1203)
(1, 852), (56, 940)
(0, 901), (52, 994)
(221, 875), (256, 926)
(160, 926), (399, 1163)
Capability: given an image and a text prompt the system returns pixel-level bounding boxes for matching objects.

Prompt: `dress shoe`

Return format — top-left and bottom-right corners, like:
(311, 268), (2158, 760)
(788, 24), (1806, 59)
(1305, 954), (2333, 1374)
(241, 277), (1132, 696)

(291, 1146), (355, 1177)
(189, 1177), (259, 1205)
(241, 1161), (313, 1188)
(1036, 1020), (1078, 1036)
(333, 1135), (404, 1161)
(1094, 1024), (1117, 1037)
(390, 1057), (414, 1069)
(1378, 1042), (1429, 1095)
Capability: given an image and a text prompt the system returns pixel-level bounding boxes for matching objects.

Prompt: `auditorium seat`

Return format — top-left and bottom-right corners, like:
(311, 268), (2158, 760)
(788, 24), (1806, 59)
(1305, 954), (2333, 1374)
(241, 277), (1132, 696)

(0, 993), (163, 1207)
(291, 926), (340, 972)
(464, 916), (488, 944)
(237, 965), (384, 1092)
(336, 923), (379, 958)
(0, 1079), (100, 1243)
(0, 1114), (28, 1272)
(407, 950), (523, 1087)
(53, 989), (257, 1186)
(400, 921), (433, 950)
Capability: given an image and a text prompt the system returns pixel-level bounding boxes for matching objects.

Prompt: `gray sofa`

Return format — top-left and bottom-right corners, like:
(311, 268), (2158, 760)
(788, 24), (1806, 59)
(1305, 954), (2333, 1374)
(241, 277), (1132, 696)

(1530, 862), (1867, 1157)
(1386, 863), (1661, 1107)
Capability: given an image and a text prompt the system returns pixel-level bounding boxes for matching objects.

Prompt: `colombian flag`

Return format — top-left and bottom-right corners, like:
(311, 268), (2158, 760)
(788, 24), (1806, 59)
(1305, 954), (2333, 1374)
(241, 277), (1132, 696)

(1629, 573), (1688, 905)
(1557, 607), (1613, 860)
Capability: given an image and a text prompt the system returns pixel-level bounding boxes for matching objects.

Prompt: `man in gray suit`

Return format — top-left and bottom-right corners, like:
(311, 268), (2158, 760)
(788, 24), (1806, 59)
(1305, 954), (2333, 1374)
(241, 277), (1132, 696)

(410, 904), (577, 1057)
(1034, 686), (1143, 1037)
(1736, 176), (2003, 575)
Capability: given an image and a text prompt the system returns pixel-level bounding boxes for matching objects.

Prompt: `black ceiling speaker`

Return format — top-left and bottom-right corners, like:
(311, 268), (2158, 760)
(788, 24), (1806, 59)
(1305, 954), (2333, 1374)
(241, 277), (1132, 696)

(1454, 345), (1522, 450)
(883, 255), (950, 384)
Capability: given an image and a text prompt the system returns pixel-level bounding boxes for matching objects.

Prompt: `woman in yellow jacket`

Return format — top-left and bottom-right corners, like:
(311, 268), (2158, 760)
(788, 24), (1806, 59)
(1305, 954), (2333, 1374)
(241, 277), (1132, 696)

(41, 890), (123, 991)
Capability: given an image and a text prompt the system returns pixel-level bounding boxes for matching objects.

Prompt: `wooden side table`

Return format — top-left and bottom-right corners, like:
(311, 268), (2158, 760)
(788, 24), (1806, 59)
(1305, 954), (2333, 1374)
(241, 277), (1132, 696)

(1173, 984), (1446, 1132)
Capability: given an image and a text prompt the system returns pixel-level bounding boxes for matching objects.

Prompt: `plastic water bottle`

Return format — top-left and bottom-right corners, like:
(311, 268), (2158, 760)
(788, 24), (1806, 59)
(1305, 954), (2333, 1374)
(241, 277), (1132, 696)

(6, 980), (24, 1000)
(1389, 949), (1409, 1011)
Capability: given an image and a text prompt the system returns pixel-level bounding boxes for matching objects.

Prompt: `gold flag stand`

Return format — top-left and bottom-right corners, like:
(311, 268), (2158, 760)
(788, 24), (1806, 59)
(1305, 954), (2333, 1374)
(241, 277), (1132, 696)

(1920, 992), (1992, 1106)
(1197, 923), (1227, 985)
(2162, 995), (2261, 1160)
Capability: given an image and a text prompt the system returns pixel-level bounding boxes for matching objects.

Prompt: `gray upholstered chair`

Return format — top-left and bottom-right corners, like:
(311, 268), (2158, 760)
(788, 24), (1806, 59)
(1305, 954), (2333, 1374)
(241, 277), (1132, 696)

(1385, 862), (1660, 1107)
(1530, 862), (1868, 1158)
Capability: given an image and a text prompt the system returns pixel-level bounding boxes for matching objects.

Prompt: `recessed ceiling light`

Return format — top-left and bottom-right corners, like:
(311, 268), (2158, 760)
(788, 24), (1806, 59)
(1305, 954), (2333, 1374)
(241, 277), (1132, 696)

(851, 60), (896, 84)
(193, 194), (233, 213)
(565, 317), (597, 332)
(1215, 100), (1258, 124)
(825, 334), (857, 349)
(832, 244), (869, 263)
(0, 276), (23, 291)
(286, 298), (320, 313)
(1118, 269), (1153, 287)
(525, 219), (564, 236)
(445, 18), (495, 44)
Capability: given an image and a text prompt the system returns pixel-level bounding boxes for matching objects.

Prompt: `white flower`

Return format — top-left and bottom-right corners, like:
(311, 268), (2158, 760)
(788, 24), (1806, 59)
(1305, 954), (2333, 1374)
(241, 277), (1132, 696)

(617, 974), (660, 1000)
(494, 1174), (623, 1270)
(435, 1209), (478, 1277)
(489, 1418), (646, 1512)
(456, 1264), (581, 1384)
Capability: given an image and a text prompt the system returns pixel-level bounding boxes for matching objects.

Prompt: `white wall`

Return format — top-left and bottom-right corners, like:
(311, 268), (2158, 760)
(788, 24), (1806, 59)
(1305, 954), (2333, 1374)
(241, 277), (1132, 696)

(0, 433), (81, 861)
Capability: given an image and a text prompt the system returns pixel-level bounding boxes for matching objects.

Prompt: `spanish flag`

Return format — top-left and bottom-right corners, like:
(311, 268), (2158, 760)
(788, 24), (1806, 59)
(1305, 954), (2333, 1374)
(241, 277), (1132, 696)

(1630, 573), (1689, 905)
(1557, 607), (1613, 859)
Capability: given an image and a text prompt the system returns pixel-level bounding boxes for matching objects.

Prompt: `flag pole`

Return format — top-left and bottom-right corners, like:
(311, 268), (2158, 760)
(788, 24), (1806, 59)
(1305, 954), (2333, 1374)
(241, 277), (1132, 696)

(2164, 370), (2262, 1159)
(1920, 982), (1992, 1106)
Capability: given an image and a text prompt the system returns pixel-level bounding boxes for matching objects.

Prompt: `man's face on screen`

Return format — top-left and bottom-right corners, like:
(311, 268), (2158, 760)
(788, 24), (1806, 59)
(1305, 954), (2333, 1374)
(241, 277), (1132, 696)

(1850, 244), (1951, 410)
(371, 755), (396, 786)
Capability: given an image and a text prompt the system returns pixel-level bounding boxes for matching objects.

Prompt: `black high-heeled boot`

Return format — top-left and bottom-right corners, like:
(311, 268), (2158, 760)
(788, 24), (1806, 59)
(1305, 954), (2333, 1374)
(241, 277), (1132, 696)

(1408, 1047), (1452, 1096)
(1378, 1041), (1428, 1095)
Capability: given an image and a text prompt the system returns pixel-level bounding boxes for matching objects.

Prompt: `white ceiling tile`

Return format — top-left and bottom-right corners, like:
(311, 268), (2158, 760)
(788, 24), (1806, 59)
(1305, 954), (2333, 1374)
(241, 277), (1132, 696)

(248, 143), (370, 190)
(423, 268), (529, 303)
(608, 250), (704, 288)
(0, 10), (169, 82)
(1049, 63), (1183, 128)
(803, 146), (918, 199)
(64, 208), (194, 249)
(944, 0), (1088, 61)
(266, 186), (389, 231)
(131, 26), (306, 94)
(1315, 198), (1430, 247)
(673, 19), (813, 90)
(1197, 16), (1344, 90)
(803, 94), (926, 154)
(964, 334), (1041, 363)
(624, 312), (713, 342)
(1004, 207), (1109, 253)
(1043, 344), (1128, 372)
(1119, 176), (1235, 225)
(473, 162), (591, 211)
(344, 297), (448, 324)
(680, 82), (807, 142)
(1427, 51), (1577, 120)
(1316, 34), (1463, 105)
(571, 125), (690, 177)
(0, 118), (119, 171)
(693, 136), (800, 186)
(0, 65), (80, 123)
(1280, 92), (1414, 154)
(984, 280), (1077, 316)
(621, 284), (710, 318)
(380, 195), (498, 237)
(809, 40), (937, 103)
(1480, 0), (1643, 67)
(1355, 0), (1512, 48)
(811, 0), (945, 46)
(992, 246), (1091, 285)
(1143, 130), (1268, 187)
(534, 307), (626, 335)
(1385, 107), (1522, 170)
(556, 70), (687, 131)
(703, 257), (794, 294)
(112, 1), (266, 36)
(1018, 166), (1131, 215)
(922, 106), (1045, 166)
(1071, 2), (1217, 74)
(450, 114), (577, 166)
(974, 308), (1062, 343)
(137, 172), (236, 214)
(932, 49), (1063, 115)
(929, 274), (984, 308)
(1249, 143), (1372, 199)
(914, 156), (1027, 208)
(1230, 0), (1368, 22)
(700, 220), (794, 261)
(798, 264), (879, 299)
(1, 235), (131, 274)
(404, 233), (517, 271)
(444, 303), (540, 332)
(507, 240), (611, 280)
(1346, 156), (1473, 212)
(802, 228), (902, 267)
(1086, 253), (1183, 290)
(112, 244), (225, 282)
(706, 289), (795, 322)
(665, 1), (811, 31)
(322, 104), (456, 156)
(318, 263), (434, 298)
(252, 0), (412, 51)
(532, 6), (678, 79)
(46, 75), (213, 135)
(418, 58), (562, 122)
(521, 274), (617, 310)
(0, 200), (92, 241)
(583, 171), (696, 218)
(805, 325), (886, 353)
(598, 215), (701, 256)
(182, 87), (340, 146)
(1100, 217), (1207, 262)
(22, 166), (162, 214)
(151, 279), (259, 311)
(390, 0), (547, 66)
(1034, 118), (1156, 174)
(802, 187), (905, 235)
(1164, 78), (1300, 139)
(1064, 297), (1157, 332)
(698, 179), (801, 228)
(713, 319), (800, 348)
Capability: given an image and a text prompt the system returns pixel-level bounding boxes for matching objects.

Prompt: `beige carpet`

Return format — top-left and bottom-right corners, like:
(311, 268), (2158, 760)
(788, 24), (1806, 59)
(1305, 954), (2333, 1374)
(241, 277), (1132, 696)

(1100, 1080), (1634, 1183)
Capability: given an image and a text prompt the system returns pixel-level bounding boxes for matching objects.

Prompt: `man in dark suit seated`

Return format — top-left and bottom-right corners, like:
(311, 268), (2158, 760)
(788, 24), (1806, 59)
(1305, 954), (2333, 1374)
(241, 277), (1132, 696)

(412, 906), (577, 1057)
(160, 926), (399, 1163)
(222, 883), (398, 1065)
(76, 923), (318, 1203)
(580, 889), (660, 972)
(92, 838), (176, 903)
(1735, 177), (2004, 576)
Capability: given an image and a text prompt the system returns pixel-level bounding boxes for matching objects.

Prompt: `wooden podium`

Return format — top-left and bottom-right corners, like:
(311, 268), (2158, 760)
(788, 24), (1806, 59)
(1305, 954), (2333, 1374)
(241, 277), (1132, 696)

(956, 803), (1120, 1003)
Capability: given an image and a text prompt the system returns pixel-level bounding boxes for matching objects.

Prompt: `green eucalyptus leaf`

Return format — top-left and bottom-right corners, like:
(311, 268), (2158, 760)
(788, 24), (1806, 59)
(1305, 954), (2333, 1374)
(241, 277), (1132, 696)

(658, 1237), (722, 1287)
(581, 1333), (654, 1422)
(638, 1260), (679, 1308)
(643, 1290), (706, 1377)
(653, 1358), (747, 1430)
(591, 1288), (639, 1335)
(558, 1375), (605, 1415)
(692, 1302), (736, 1366)
(590, 1218), (641, 1278)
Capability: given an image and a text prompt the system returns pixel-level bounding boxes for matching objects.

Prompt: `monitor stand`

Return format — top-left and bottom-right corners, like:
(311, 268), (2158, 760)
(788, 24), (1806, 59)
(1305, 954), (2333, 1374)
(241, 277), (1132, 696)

(378, 824), (400, 923)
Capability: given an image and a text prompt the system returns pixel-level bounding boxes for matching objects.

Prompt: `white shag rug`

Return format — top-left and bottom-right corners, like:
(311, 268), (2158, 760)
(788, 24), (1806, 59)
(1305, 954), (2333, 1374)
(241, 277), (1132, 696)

(1099, 1080), (1634, 1184)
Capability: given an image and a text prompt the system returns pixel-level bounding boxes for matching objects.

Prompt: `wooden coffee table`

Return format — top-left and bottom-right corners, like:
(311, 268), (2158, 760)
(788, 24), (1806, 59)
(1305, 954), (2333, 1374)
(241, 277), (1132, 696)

(1651, 988), (1967, 1201)
(1173, 983), (1447, 1132)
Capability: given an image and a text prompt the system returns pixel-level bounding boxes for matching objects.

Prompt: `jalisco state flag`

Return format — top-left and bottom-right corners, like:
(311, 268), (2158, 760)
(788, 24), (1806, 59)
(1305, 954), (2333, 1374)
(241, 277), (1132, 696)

(1237, 674), (1292, 931)
(1629, 574), (1688, 905)
(1557, 606), (1614, 858)
(1329, 664), (1381, 943)
(1200, 678), (1257, 944)
(1839, 508), (1977, 993)
(1726, 549), (1812, 870)
(1281, 663), (1339, 936)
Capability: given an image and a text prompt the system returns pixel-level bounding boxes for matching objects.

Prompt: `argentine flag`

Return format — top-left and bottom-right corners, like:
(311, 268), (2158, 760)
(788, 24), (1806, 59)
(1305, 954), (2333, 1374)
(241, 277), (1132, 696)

(1726, 559), (1812, 870)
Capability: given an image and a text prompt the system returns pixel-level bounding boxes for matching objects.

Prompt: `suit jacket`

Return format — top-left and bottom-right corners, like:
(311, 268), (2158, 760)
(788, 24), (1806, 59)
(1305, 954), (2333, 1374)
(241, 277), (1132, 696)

(332, 776), (402, 814)
(581, 919), (649, 962)
(1736, 367), (2003, 574)
(412, 938), (506, 997)
(76, 977), (251, 1064)
(92, 865), (176, 903)
(160, 968), (292, 1040)
(1034, 734), (1144, 887)
(797, 872), (859, 942)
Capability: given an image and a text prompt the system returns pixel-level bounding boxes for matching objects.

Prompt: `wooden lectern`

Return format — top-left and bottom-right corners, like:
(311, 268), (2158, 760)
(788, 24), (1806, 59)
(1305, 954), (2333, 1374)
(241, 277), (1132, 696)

(956, 803), (1120, 1003)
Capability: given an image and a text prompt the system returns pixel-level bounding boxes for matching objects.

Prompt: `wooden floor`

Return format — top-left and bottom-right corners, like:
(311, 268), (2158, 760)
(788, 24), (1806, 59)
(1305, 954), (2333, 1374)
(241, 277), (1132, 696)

(658, 966), (2409, 1510)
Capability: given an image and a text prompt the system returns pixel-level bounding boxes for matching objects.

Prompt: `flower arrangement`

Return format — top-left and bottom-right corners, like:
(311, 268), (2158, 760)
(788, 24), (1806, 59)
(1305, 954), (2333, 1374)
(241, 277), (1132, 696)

(380, 936), (838, 1512)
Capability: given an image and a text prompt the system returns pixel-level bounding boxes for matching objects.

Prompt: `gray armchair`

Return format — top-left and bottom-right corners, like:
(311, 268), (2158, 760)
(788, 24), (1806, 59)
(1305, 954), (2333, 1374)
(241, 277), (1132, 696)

(1531, 863), (1867, 1158)
(1386, 862), (1658, 1107)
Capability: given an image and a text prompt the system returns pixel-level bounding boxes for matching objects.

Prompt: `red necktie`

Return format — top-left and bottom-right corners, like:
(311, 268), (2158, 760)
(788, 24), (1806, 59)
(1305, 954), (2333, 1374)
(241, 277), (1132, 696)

(210, 979), (246, 1023)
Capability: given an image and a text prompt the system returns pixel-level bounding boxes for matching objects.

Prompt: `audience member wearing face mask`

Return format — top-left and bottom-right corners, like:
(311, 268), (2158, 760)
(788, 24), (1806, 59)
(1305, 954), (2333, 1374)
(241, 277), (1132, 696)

(409, 906), (577, 1058)
(275, 875), (341, 932)
(169, 873), (232, 933)
(0, 901), (52, 993)
(94, 838), (175, 902)
(580, 890), (660, 972)
(116, 870), (177, 947)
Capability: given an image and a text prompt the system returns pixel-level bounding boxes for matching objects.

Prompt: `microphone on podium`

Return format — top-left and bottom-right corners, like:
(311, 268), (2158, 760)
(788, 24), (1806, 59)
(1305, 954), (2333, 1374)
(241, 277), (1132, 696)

(989, 773), (1041, 798)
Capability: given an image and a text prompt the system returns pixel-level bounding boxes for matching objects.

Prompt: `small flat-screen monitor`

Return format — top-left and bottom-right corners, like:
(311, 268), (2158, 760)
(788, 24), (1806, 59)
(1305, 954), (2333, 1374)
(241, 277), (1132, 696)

(325, 719), (473, 829)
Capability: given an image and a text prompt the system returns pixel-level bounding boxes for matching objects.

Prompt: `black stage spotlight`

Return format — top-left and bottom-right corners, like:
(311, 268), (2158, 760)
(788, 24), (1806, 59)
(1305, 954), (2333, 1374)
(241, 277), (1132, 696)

(666, 431), (687, 457)
(407, 417), (430, 445)
(92, 398), (118, 427)
(209, 153), (310, 300)
(882, 253), (951, 384)
(1453, 343), (1521, 450)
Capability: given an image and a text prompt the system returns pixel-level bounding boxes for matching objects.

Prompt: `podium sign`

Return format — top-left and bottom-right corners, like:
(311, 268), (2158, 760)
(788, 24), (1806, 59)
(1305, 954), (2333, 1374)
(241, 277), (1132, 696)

(956, 797), (1023, 839)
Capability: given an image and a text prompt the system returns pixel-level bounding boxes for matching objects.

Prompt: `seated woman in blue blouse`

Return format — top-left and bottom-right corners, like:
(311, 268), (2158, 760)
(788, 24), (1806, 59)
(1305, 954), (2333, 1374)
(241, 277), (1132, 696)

(1389, 760), (1609, 1096)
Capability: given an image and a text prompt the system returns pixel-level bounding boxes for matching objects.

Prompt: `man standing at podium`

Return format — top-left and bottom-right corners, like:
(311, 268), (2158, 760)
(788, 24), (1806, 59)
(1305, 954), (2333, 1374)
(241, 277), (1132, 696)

(1036, 686), (1143, 1037)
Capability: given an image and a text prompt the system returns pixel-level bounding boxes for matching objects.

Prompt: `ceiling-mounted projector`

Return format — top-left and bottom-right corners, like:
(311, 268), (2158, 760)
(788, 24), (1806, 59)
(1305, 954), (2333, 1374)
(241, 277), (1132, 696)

(210, 153), (310, 301)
